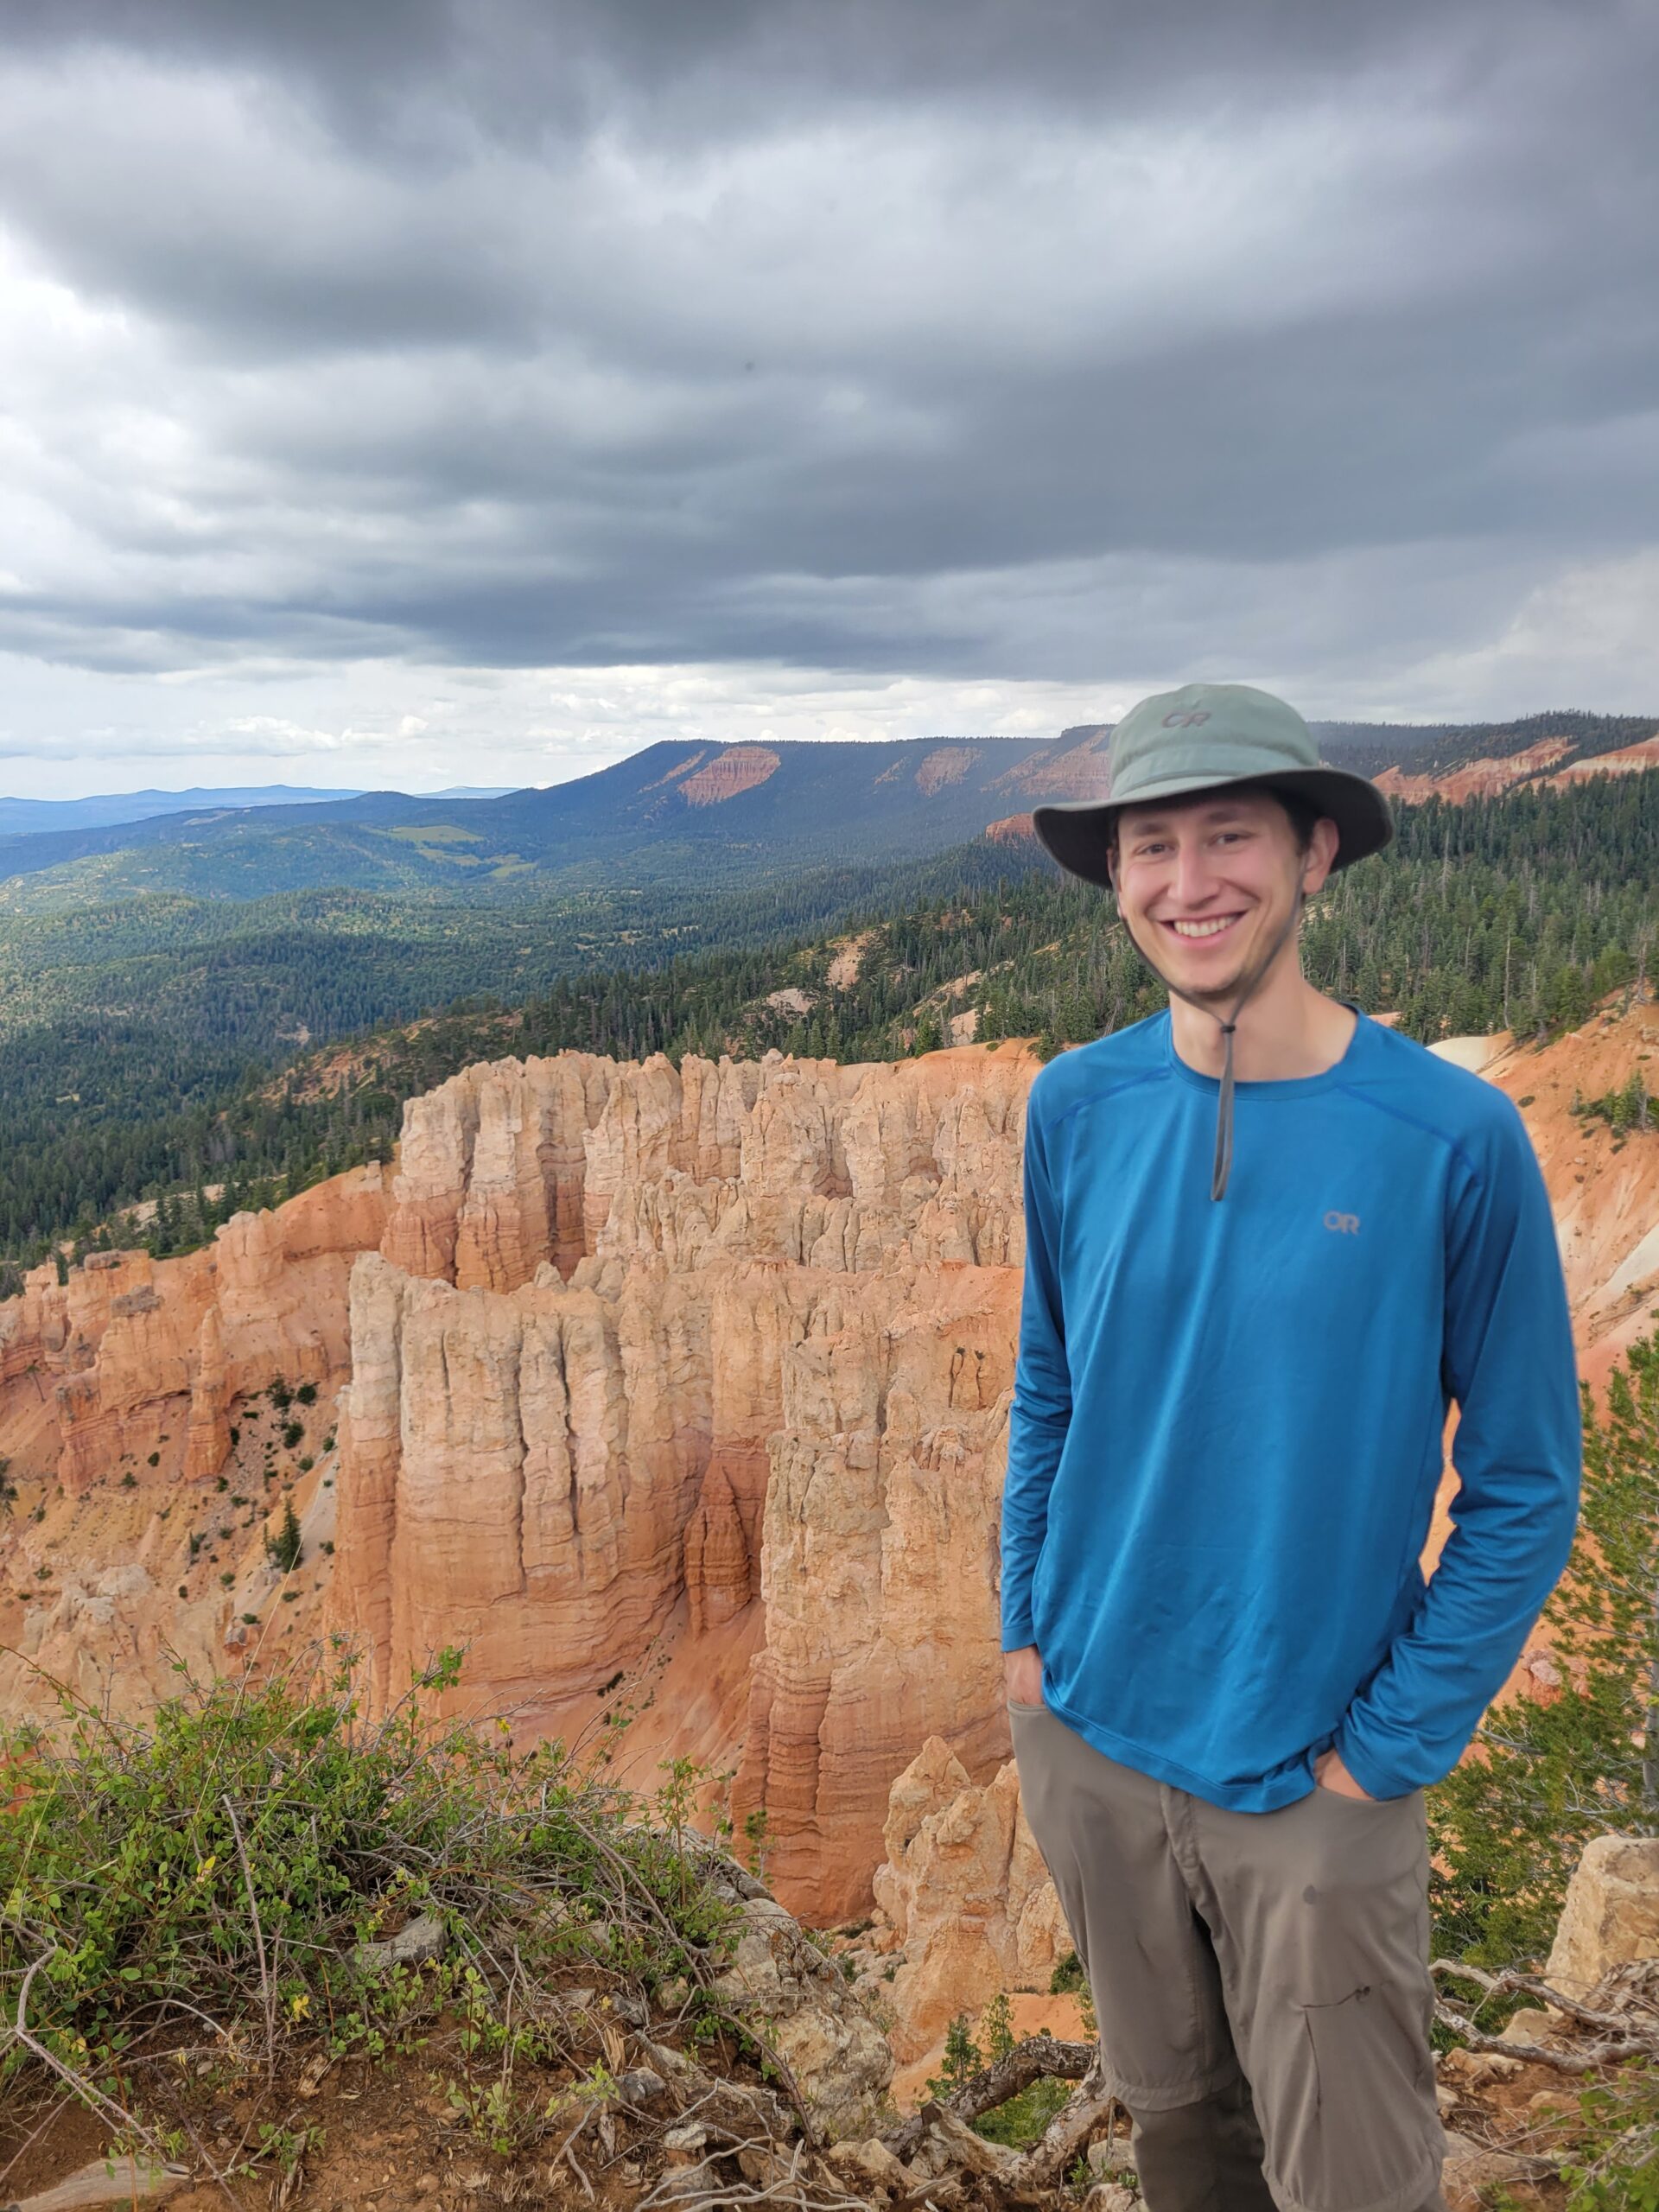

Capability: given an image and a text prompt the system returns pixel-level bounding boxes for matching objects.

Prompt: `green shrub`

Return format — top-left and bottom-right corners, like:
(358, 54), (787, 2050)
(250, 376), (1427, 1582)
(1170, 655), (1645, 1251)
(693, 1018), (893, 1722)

(1429, 1328), (1659, 1971)
(974, 2070), (1071, 2149)
(0, 1645), (743, 2138)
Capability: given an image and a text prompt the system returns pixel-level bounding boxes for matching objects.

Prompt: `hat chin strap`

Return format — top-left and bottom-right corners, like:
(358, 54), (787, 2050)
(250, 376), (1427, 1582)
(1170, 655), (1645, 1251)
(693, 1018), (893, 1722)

(1112, 876), (1307, 1202)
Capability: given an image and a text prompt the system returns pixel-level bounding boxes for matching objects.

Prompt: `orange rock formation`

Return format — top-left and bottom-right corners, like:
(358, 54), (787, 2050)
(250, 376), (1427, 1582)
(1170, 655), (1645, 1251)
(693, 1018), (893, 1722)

(914, 747), (974, 794)
(0, 1166), (385, 1715)
(335, 1043), (1033, 1920)
(678, 745), (781, 805)
(1374, 736), (1574, 804)
(1547, 734), (1659, 785)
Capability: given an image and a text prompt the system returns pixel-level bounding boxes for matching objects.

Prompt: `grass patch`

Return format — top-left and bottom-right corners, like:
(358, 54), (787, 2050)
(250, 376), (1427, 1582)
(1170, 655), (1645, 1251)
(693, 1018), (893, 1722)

(385, 824), (483, 846)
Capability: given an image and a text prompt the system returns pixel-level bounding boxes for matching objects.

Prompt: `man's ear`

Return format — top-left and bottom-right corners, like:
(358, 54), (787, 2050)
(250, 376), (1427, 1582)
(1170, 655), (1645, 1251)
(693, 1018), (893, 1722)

(1300, 816), (1340, 896)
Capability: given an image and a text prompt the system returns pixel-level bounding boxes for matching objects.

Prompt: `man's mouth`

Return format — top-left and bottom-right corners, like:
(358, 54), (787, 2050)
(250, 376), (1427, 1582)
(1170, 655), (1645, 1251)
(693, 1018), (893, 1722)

(1161, 913), (1245, 941)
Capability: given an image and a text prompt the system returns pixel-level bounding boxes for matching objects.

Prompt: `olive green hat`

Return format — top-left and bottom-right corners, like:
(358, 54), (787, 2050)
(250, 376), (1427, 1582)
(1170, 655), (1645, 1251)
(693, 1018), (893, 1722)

(1031, 680), (1394, 887)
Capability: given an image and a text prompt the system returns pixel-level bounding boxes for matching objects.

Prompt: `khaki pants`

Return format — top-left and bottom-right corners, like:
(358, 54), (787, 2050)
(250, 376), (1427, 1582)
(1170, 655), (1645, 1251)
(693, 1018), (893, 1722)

(1009, 1700), (1447, 2212)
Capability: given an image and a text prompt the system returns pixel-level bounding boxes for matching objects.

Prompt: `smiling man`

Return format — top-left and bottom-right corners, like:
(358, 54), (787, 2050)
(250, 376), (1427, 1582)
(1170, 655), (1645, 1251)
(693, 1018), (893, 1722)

(1000, 683), (1581, 2212)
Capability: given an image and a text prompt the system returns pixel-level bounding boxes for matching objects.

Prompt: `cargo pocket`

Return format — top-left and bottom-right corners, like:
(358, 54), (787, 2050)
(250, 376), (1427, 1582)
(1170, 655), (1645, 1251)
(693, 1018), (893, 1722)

(1293, 1978), (1437, 2209)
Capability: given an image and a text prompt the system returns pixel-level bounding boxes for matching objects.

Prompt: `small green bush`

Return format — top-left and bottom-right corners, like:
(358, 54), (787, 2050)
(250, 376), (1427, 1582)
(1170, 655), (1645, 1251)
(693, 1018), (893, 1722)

(0, 1645), (743, 2137)
(975, 2071), (1072, 2149)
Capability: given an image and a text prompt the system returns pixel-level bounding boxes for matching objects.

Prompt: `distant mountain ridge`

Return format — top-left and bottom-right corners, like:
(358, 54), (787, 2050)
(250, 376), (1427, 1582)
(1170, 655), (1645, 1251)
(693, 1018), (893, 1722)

(0, 715), (1652, 908)
(0, 785), (369, 836)
(0, 784), (518, 837)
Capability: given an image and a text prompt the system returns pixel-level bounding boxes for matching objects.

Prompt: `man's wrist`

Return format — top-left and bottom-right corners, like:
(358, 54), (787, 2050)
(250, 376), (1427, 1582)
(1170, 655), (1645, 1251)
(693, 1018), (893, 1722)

(1314, 1745), (1376, 1801)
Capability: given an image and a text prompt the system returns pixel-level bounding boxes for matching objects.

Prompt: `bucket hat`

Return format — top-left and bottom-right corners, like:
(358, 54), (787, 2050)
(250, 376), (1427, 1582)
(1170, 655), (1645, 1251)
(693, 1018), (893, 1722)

(1030, 682), (1395, 1202)
(1031, 680), (1393, 888)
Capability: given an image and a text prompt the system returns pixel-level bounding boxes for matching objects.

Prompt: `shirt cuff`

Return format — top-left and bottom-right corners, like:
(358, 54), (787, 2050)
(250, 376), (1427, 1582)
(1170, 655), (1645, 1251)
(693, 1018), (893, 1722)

(1333, 1723), (1419, 1802)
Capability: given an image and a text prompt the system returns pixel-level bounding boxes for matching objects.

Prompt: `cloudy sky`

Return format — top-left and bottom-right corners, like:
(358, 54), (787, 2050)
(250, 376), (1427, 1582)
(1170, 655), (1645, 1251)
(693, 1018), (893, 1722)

(0, 0), (1655, 797)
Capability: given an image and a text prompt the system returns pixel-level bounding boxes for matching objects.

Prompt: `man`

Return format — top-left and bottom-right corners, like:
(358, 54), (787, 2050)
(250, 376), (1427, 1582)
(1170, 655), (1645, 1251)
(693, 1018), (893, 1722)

(1001, 682), (1581, 2212)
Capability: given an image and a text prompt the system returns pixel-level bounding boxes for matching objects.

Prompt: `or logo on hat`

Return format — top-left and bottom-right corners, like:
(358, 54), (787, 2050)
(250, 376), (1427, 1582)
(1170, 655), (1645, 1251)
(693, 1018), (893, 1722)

(1162, 710), (1211, 728)
(1323, 1211), (1360, 1236)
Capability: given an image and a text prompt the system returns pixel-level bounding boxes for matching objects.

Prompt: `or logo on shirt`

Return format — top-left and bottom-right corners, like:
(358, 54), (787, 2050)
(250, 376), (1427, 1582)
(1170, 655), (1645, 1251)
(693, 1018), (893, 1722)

(1324, 1211), (1361, 1236)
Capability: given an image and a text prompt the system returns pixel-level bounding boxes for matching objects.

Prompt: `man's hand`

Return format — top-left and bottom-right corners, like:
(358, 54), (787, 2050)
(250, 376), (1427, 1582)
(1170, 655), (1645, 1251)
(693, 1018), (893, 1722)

(1005, 1645), (1044, 1707)
(1313, 1746), (1376, 1801)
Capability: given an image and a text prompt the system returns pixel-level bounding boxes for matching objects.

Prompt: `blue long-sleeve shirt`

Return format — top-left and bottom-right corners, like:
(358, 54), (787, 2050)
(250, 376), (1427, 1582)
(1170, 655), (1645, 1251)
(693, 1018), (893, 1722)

(1001, 1007), (1582, 1808)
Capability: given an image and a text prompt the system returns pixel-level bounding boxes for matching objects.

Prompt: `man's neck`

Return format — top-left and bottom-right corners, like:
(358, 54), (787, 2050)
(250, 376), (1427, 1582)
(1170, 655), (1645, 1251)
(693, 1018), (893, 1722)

(1166, 964), (1357, 1084)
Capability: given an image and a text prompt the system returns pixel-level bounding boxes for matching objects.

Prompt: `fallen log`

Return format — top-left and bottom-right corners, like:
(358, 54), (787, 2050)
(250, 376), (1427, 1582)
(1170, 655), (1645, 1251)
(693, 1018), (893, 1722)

(3, 2154), (190, 2212)
(880, 2036), (1095, 2166)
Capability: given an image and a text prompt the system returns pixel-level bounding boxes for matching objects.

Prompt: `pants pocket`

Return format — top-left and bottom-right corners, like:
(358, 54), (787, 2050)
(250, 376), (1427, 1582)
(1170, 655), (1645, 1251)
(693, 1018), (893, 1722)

(1292, 1977), (1440, 2207)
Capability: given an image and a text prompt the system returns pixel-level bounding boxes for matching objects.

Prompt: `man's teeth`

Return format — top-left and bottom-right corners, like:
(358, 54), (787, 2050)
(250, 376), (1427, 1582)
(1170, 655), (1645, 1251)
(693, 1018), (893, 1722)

(1169, 916), (1239, 938)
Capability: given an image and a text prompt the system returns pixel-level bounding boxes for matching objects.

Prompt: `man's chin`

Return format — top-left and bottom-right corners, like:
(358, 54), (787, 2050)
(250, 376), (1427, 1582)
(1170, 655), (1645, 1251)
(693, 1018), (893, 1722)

(1162, 961), (1251, 1008)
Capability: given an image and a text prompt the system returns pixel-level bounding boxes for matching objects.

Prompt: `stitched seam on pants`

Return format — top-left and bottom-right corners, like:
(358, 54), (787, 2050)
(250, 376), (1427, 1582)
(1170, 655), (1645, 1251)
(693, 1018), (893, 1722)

(1162, 1788), (1219, 2082)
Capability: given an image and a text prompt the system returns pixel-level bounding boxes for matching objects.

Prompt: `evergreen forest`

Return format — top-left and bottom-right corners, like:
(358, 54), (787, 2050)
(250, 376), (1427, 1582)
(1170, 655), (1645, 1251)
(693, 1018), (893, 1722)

(3, 770), (1656, 1291)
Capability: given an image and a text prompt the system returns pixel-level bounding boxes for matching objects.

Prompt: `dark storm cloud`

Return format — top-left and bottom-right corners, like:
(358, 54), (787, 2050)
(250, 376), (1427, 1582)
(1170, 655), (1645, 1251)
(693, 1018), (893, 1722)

(0, 0), (1654, 695)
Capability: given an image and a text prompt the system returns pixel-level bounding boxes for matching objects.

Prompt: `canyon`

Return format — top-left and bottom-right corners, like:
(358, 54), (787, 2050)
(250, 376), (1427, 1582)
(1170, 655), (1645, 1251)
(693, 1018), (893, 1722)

(4, 995), (1658, 2050)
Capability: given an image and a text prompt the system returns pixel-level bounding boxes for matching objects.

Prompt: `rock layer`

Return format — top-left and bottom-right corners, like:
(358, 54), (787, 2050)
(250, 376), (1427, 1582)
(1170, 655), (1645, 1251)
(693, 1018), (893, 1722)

(0, 1167), (385, 1498)
(870, 1737), (1071, 2063)
(334, 1044), (1034, 1917)
(0, 1168), (384, 1720)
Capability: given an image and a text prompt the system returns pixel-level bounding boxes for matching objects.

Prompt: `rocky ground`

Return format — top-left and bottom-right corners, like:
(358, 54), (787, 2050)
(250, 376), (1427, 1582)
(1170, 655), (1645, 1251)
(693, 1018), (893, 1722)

(9, 1832), (1659, 2212)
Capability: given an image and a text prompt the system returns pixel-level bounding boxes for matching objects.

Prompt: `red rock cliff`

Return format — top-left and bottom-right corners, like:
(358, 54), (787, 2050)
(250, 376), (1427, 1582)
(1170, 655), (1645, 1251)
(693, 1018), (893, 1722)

(334, 1044), (1034, 1919)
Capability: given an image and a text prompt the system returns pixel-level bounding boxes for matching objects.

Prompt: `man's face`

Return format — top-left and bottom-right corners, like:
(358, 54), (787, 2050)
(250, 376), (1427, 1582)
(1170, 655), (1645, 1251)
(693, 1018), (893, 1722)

(1109, 788), (1337, 1007)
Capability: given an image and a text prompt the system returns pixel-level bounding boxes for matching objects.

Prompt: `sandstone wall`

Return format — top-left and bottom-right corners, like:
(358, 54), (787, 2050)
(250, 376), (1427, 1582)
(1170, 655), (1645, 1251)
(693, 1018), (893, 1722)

(0, 1165), (387, 1497)
(334, 1043), (1034, 1916)
(869, 1736), (1071, 2062)
(0, 1166), (386, 1723)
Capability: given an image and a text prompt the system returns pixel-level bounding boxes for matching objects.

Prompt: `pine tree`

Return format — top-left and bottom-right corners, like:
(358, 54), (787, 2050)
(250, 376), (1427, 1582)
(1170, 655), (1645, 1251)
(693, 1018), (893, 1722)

(1428, 1329), (1659, 1967)
(925, 2012), (984, 2100)
(266, 1499), (304, 1576)
(980, 1989), (1016, 2066)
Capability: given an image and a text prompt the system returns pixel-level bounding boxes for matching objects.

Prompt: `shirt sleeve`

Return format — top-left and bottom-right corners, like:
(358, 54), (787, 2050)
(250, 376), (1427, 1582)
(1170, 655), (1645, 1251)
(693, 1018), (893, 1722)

(1335, 1101), (1582, 1798)
(1001, 1085), (1072, 1651)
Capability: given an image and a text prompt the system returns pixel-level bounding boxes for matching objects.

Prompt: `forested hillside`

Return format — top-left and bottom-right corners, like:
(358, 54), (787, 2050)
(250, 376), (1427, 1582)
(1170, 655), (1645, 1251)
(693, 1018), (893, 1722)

(1315, 709), (1656, 779)
(4, 712), (1651, 908)
(0, 842), (1039, 1285)
(5, 770), (1658, 1292)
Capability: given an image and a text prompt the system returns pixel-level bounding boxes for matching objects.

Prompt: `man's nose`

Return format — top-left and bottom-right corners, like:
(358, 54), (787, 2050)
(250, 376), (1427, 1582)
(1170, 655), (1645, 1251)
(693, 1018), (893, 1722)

(1171, 840), (1218, 906)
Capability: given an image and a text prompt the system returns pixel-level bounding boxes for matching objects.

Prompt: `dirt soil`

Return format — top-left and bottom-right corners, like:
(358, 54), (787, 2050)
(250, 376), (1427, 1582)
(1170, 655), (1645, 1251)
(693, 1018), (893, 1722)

(2, 2007), (772, 2212)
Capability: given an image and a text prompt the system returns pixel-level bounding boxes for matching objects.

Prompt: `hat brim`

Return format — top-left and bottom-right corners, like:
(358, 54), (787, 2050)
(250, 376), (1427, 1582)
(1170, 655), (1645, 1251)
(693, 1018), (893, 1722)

(1030, 766), (1394, 891)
